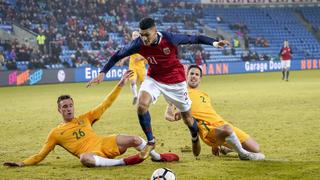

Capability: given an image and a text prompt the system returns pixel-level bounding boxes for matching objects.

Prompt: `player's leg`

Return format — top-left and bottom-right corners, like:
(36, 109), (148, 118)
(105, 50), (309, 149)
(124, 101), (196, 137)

(281, 60), (286, 80)
(116, 135), (178, 162)
(130, 69), (138, 105)
(80, 153), (133, 167)
(181, 111), (201, 156)
(285, 60), (291, 81)
(137, 77), (161, 159)
(160, 81), (200, 156)
(79, 152), (144, 167)
(79, 135), (146, 167)
(228, 126), (265, 160)
(214, 124), (250, 157)
(241, 138), (260, 153)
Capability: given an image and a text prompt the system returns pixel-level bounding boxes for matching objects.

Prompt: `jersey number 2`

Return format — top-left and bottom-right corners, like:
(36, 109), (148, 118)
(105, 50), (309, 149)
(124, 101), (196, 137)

(200, 96), (206, 103)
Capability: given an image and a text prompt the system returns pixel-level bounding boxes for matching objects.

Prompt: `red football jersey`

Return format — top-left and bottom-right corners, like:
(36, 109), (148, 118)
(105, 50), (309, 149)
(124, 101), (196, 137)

(138, 37), (185, 84)
(280, 47), (292, 61)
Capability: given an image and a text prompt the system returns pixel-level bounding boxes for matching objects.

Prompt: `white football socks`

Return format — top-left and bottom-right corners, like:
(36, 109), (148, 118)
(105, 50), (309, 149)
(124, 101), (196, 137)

(225, 132), (249, 156)
(131, 83), (138, 98)
(136, 137), (161, 160)
(93, 155), (125, 167)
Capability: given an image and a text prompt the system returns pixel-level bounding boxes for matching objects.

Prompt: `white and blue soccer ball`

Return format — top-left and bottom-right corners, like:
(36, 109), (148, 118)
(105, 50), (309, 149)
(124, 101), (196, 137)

(151, 168), (176, 180)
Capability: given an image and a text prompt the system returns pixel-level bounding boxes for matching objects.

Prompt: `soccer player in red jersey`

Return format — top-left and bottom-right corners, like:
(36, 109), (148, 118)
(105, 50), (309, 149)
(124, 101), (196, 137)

(279, 40), (293, 81)
(87, 17), (229, 159)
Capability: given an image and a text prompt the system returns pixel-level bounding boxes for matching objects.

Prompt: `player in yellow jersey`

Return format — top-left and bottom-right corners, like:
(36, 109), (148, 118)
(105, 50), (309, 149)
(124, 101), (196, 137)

(3, 70), (178, 168)
(165, 65), (265, 160)
(121, 31), (147, 105)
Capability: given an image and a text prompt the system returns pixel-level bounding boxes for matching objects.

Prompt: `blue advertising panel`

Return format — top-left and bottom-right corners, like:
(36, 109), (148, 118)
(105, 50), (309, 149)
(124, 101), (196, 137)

(198, 60), (317, 76)
(75, 66), (128, 82)
(0, 69), (75, 87)
(1, 59), (319, 87)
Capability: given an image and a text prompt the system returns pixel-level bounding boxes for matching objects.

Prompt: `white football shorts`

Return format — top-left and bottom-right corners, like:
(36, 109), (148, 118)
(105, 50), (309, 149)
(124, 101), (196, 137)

(139, 76), (192, 112)
(281, 60), (291, 69)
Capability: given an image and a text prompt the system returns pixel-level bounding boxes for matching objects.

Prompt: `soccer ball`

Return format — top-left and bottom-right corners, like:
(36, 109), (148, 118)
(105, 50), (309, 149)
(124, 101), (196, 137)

(150, 168), (176, 180)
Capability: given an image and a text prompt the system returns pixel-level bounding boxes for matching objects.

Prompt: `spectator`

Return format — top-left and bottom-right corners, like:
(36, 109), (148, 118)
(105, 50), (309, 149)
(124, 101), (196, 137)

(195, 50), (205, 65)
(0, 51), (5, 70)
(233, 37), (240, 48)
(36, 32), (46, 54)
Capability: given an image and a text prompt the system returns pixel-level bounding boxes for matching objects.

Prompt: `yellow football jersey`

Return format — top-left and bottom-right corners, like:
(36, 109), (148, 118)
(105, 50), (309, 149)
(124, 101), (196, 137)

(22, 86), (122, 165)
(188, 88), (225, 124)
(129, 53), (146, 70)
(188, 88), (250, 147)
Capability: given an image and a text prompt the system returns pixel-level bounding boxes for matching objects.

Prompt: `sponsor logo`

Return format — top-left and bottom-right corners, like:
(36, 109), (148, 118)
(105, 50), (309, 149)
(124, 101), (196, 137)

(57, 70), (66, 82)
(200, 63), (229, 75)
(78, 120), (85, 125)
(301, 59), (320, 70)
(84, 67), (126, 80)
(244, 61), (281, 72)
(29, 70), (43, 85)
(163, 47), (170, 55)
(8, 69), (43, 85)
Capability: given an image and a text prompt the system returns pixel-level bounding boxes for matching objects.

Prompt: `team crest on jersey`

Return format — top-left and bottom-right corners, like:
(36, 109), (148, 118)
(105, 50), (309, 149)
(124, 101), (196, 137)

(78, 120), (84, 125)
(163, 47), (170, 55)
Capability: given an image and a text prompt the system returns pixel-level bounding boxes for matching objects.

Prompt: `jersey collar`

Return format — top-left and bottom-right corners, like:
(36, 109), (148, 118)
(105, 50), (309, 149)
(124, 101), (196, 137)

(150, 32), (162, 47)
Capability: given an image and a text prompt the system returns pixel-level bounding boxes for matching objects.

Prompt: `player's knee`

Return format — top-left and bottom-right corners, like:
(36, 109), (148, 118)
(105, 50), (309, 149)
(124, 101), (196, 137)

(137, 103), (148, 114)
(80, 153), (95, 167)
(181, 112), (193, 126)
(132, 136), (142, 146)
(221, 125), (233, 136)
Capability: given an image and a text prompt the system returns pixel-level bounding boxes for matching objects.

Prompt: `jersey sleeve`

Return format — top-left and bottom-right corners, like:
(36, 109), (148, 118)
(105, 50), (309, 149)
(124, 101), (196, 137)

(80, 85), (123, 125)
(22, 130), (57, 166)
(100, 39), (141, 73)
(161, 31), (218, 46)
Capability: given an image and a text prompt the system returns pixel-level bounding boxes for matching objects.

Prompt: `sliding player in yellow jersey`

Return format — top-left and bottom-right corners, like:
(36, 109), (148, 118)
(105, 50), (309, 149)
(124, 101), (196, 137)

(165, 65), (265, 160)
(121, 31), (147, 105)
(3, 70), (178, 168)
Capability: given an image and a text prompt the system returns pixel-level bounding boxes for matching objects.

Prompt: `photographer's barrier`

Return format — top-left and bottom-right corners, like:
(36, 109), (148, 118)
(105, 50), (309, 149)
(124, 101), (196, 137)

(0, 59), (319, 87)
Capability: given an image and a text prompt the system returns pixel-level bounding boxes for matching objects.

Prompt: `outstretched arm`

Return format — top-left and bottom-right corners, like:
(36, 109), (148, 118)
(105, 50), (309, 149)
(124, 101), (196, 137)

(4, 131), (56, 167)
(83, 70), (134, 125)
(162, 32), (230, 48)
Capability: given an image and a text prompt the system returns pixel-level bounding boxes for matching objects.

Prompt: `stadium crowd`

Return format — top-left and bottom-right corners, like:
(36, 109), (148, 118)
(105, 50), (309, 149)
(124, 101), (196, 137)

(1, 0), (208, 70)
(0, 0), (287, 71)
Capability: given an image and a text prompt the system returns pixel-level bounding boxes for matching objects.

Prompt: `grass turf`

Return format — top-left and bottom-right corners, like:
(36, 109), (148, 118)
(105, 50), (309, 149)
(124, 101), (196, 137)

(0, 70), (319, 179)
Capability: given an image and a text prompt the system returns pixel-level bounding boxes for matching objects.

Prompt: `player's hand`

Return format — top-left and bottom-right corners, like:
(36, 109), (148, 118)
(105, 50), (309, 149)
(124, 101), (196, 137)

(213, 40), (230, 48)
(165, 112), (181, 122)
(119, 70), (134, 87)
(212, 146), (220, 156)
(3, 162), (24, 167)
(165, 104), (182, 122)
(134, 57), (144, 62)
(86, 72), (106, 88)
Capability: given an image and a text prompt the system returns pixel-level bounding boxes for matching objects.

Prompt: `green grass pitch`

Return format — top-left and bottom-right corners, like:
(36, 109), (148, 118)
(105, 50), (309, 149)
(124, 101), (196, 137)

(0, 70), (319, 179)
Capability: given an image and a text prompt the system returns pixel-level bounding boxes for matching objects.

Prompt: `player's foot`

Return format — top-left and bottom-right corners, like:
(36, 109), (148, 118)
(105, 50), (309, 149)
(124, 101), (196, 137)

(192, 136), (201, 156)
(140, 141), (155, 160)
(151, 153), (179, 162)
(286, 79), (289, 82)
(239, 152), (265, 161)
(132, 97), (138, 105)
(123, 154), (144, 165)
